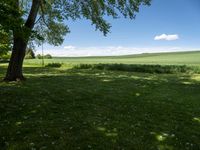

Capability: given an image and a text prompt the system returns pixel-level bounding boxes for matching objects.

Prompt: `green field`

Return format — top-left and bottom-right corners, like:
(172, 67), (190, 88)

(0, 51), (200, 150)
(24, 51), (200, 66)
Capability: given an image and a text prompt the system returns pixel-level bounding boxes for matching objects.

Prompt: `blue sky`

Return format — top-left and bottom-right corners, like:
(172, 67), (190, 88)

(38, 0), (200, 56)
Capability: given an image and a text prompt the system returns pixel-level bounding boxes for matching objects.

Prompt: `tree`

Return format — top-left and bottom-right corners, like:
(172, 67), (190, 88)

(36, 54), (52, 59)
(44, 54), (52, 59)
(25, 48), (36, 59)
(36, 54), (42, 59)
(0, 0), (151, 81)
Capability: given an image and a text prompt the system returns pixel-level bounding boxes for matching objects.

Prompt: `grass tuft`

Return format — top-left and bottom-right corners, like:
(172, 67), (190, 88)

(45, 63), (62, 68)
(74, 64), (200, 74)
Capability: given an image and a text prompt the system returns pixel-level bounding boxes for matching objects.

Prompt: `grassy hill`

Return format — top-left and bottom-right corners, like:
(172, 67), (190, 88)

(24, 51), (200, 66)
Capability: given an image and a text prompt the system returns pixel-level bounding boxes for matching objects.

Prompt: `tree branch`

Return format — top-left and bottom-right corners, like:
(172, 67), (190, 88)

(34, 16), (42, 25)
(25, 0), (40, 29)
(39, 0), (49, 28)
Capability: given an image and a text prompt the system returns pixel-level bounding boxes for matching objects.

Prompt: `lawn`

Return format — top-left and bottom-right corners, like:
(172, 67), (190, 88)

(0, 51), (200, 150)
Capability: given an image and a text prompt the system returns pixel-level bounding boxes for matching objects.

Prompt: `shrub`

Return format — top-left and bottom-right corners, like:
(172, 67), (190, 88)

(0, 53), (11, 60)
(74, 64), (91, 69)
(45, 63), (62, 68)
(0, 52), (11, 62)
(74, 63), (200, 74)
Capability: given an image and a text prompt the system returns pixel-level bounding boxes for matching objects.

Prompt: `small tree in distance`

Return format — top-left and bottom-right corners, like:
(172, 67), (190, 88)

(25, 48), (36, 59)
(0, 0), (151, 81)
(36, 54), (42, 59)
(37, 54), (52, 59)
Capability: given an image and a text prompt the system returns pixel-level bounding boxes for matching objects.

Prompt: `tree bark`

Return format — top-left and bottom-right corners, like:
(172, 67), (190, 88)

(4, 35), (27, 81)
(4, 0), (41, 81)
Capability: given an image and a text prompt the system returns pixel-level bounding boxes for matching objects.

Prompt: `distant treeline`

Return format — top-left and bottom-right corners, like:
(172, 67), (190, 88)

(0, 48), (52, 62)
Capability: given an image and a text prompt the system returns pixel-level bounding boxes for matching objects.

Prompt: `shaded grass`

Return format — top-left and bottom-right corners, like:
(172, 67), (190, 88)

(0, 66), (200, 150)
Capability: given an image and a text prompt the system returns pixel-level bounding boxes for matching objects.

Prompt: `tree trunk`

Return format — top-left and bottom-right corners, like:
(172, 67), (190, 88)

(4, 36), (27, 81)
(4, 0), (41, 81)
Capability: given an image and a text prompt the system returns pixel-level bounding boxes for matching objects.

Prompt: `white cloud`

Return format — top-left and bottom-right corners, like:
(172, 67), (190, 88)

(154, 34), (179, 41)
(64, 45), (76, 50)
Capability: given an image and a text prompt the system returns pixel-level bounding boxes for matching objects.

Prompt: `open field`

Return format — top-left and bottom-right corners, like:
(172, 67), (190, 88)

(24, 51), (200, 66)
(0, 51), (200, 150)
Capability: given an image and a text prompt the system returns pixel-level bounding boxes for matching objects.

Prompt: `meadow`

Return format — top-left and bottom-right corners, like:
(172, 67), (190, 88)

(25, 51), (200, 66)
(0, 51), (200, 150)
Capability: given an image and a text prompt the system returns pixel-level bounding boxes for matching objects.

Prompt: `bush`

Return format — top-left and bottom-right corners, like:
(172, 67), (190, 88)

(0, 53), (11, 60)
(73, 64), (91, 69)
(0, 53), (11, 62)
(74, 64), (200, 74)
(45, 63), (62, 68)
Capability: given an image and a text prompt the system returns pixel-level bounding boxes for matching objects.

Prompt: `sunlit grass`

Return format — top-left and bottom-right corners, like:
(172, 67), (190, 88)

(193, 117), (200, 123)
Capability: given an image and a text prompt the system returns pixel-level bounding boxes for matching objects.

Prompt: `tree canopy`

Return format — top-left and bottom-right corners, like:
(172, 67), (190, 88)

(0, 0), (151, 81)
(0, 29), (11, 56)
(0, 0), (151, 46)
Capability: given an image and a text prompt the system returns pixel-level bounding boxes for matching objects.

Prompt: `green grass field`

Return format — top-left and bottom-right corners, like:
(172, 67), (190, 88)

(24, 51), (200, 66)
(0, 51), (200, 150)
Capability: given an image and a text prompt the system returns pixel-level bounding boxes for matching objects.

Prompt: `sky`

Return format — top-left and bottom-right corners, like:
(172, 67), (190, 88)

(37, 0), (200, 57)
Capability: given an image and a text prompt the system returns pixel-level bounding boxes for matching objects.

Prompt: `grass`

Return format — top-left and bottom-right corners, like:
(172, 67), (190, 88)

(74, 64), (200, 74)
(0, 51), (200, 150)
(45, 63), (63, 68)
(24, 51), (200, 66)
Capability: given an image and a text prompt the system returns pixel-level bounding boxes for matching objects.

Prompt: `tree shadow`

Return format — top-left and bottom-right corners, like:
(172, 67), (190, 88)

(0, 66), (200, 149)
